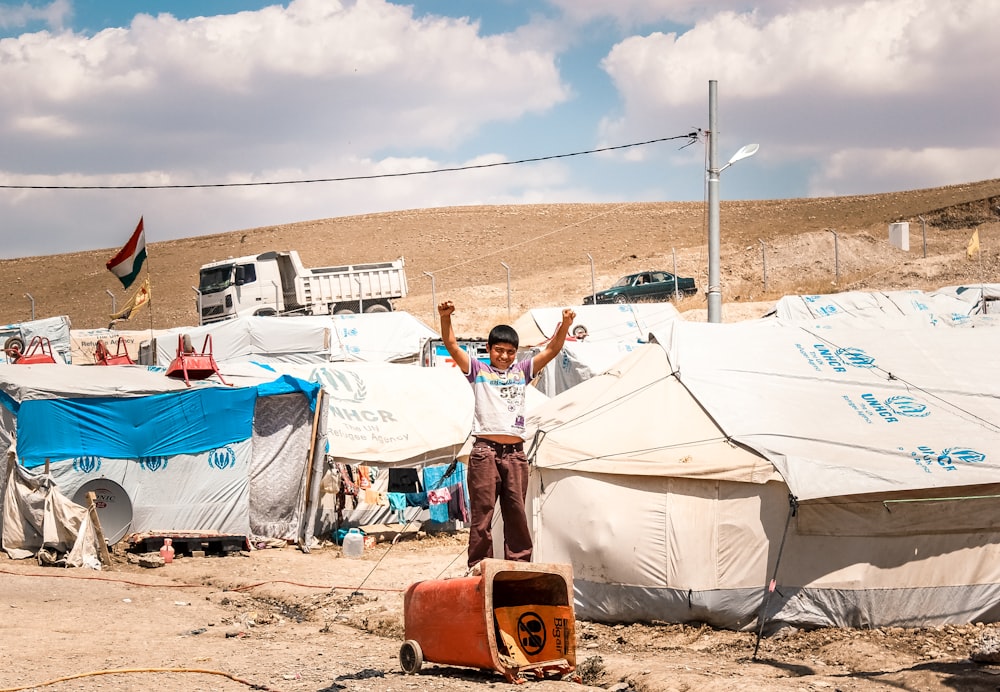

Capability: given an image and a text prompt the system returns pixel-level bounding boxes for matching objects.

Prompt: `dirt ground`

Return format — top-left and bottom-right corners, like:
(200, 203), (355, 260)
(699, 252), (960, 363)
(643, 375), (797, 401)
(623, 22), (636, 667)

(3, 532), (1000, 692)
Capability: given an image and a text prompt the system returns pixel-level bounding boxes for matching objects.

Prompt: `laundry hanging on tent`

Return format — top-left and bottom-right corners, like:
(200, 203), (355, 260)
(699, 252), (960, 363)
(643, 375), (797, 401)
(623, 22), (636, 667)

(388, 467), (421, 493)
(422, 462), (469, 523)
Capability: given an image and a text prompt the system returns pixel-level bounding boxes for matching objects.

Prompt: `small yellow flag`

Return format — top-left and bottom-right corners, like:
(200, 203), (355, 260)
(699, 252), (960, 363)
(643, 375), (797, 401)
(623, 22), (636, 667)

(110, 277), (151, 321)
(967, 230), (980, 259)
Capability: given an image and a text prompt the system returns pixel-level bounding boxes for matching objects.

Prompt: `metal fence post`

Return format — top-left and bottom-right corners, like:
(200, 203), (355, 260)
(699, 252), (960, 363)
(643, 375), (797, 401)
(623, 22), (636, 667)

(759, 240), (768, 293)
(827, 229), (839, 284)
(586, 253), (596, 305)
(500, 262), (511, 321)
(25, 293), (34, 321)
(423, 271), (436, 324)
(672, 248), (680, 301)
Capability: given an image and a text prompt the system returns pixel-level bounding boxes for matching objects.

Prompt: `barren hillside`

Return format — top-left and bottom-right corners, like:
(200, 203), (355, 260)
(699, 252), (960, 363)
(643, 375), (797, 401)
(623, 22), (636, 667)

(2, 178), (998, 336)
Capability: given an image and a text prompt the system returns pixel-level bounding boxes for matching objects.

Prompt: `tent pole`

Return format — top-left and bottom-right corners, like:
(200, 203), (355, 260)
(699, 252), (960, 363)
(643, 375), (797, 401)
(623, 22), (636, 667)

(752, 494), (798, 660)
(298, 388), (325, 553)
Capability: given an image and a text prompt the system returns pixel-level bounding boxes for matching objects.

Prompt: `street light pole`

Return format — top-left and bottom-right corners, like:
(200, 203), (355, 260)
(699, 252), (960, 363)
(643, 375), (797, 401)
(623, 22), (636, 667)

(707, 81), (721, 323)
(706, 80), (760, 323)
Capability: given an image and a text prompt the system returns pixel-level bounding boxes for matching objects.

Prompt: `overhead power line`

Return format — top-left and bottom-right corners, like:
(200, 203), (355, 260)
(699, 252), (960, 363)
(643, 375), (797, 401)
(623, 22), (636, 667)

(0, 133), (699, 191)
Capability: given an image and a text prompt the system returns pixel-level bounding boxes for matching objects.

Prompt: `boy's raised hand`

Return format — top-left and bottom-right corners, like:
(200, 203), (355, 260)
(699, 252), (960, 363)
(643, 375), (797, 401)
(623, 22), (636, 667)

(438, 300), (456, 317)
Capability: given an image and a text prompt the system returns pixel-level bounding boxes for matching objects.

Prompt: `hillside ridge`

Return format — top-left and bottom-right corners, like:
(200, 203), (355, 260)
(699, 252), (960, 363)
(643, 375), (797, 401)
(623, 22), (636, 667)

(2, 178), (998, 333)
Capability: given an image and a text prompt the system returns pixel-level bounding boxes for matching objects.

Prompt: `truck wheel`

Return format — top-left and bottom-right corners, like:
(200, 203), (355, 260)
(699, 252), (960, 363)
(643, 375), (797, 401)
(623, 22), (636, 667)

(399, 640), (423, 674)
(364, 303), (389, 313)
(334, 307), (356, 315)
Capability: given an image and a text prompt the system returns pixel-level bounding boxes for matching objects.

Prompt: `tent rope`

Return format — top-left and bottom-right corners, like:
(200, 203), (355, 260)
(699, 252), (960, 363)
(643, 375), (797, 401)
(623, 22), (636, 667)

(752, 494), (799, 660)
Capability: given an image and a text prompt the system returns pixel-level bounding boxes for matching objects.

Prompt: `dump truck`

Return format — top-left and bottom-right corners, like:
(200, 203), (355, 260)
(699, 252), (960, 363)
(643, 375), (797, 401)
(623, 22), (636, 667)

(197, 251), (408, 325)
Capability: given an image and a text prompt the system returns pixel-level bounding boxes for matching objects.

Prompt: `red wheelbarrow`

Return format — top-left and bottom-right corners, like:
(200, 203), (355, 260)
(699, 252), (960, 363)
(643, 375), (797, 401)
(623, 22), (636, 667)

(399, 559), (577, 684)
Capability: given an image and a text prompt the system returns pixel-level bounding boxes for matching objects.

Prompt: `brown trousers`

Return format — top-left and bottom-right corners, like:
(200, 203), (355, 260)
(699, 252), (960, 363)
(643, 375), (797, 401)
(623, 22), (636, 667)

(467, 439), (532, 568)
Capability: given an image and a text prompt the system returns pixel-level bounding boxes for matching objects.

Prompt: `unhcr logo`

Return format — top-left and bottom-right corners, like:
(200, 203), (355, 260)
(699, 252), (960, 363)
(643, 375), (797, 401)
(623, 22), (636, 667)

(908, 445), (986, 473)
(943, 447), (987, 464)
(835, 347), (876, 368)
(885, 395), (929, 418)
(73, 456), (102, 473)
(208, 446), (237, 470)
(139, 456), (169, 472)
(318, 369), (367, 403)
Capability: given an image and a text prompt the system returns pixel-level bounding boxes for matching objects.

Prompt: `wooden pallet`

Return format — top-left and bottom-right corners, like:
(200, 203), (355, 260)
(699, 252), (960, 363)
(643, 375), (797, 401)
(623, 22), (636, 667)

(129, 533), (248, 557)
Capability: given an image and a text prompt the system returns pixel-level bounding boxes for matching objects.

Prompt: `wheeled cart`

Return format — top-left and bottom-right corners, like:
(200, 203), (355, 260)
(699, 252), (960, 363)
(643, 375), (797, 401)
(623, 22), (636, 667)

(399, 559), (576, 683)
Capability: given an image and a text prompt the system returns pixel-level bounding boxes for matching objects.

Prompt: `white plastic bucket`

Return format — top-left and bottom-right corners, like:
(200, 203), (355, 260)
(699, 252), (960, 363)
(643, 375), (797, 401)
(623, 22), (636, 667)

(342, 528), (365, 559)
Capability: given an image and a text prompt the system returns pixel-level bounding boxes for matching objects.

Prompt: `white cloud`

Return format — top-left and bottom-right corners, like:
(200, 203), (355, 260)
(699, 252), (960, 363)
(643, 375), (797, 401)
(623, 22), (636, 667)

(810, 147), (1000, 197)
(545, 0), (868, 26)
(0, 0), (569, 175)
(0, 0), (70, 31)
(597, 0), (1000, 194)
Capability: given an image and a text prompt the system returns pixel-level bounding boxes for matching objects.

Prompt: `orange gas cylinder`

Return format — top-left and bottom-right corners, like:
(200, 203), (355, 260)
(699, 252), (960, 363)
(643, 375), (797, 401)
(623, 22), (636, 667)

(400, 559), (576, 684)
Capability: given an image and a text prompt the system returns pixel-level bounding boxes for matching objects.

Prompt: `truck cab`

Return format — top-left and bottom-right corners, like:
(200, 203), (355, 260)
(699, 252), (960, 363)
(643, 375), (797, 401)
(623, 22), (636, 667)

(198, 254), (284, 324)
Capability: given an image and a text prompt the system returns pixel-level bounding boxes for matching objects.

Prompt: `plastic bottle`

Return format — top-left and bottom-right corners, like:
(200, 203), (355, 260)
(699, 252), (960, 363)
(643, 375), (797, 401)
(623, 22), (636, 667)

(342, 528), (365, 559)
(159, 538), (175, 564)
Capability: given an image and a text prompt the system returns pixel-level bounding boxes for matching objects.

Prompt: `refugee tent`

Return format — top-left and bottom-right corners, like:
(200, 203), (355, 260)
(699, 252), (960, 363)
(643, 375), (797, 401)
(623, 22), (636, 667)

(767, 289), (997, 326)
(514, 303), (680, 396)
(931, 284), (1000, 315)
(527, 320), (1000, 630)
(0, 363), (323, 554)
(512, 303), (679, 346)
(149, 312), (437, 365)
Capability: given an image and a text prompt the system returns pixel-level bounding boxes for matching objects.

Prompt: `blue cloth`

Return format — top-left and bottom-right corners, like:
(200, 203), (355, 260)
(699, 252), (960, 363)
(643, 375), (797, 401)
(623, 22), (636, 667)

(17, 387), (257, 468)
(404, 492), (429, 509)
(422, 463), (468, 523)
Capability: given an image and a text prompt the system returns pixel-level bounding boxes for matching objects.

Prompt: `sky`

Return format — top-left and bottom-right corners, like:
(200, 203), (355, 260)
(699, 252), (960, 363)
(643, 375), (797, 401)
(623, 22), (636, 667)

(0, 0), (997, 258)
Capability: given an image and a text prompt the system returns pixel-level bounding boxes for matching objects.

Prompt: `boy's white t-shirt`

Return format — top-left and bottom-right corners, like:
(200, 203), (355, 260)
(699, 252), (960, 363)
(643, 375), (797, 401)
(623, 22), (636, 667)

(464, 357), (534, 440)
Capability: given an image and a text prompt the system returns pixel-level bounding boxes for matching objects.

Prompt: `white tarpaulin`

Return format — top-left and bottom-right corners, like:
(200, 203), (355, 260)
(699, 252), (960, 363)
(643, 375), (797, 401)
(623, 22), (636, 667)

(653, 320), (1000, 501)
(152, 312), (437, 365)
(307, 362), (473, 464)
(530, 340), (645, 397)
(769, 289), (1000, 327)
(512, 303), (679, 346)
(325, 312), (437, 363)
(233, 361), (474, 465)
(152, 316), (332, 365)
(527, 345), (778, 482)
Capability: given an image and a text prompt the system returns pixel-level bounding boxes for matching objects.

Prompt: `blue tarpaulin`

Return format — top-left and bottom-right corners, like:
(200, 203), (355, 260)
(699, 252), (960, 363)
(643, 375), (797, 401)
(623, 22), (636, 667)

(16, 386), (259, 468)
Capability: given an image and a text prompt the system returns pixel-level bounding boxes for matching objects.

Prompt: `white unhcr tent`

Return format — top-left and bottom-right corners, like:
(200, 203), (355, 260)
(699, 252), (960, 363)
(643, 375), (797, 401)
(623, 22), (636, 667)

(150, 312), (437, 366)
(0, 364), (322, 553)
(527, 320), (1000, 630)
(769, 288), (1000, 327)
(516, 303), (680, 397)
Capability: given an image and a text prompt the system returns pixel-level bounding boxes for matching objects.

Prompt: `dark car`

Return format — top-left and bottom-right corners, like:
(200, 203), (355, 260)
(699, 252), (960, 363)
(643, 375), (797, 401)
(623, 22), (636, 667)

(583, 270), (698, 305)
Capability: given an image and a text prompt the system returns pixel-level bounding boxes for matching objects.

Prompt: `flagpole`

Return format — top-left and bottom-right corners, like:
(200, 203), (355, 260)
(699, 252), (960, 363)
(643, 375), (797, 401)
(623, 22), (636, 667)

(146, 223), (154, 337)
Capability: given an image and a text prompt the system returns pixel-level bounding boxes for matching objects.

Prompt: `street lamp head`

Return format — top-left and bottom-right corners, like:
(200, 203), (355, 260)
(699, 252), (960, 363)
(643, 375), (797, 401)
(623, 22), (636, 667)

(728, 143), (759, 164)
(719, 143), (760, 173)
